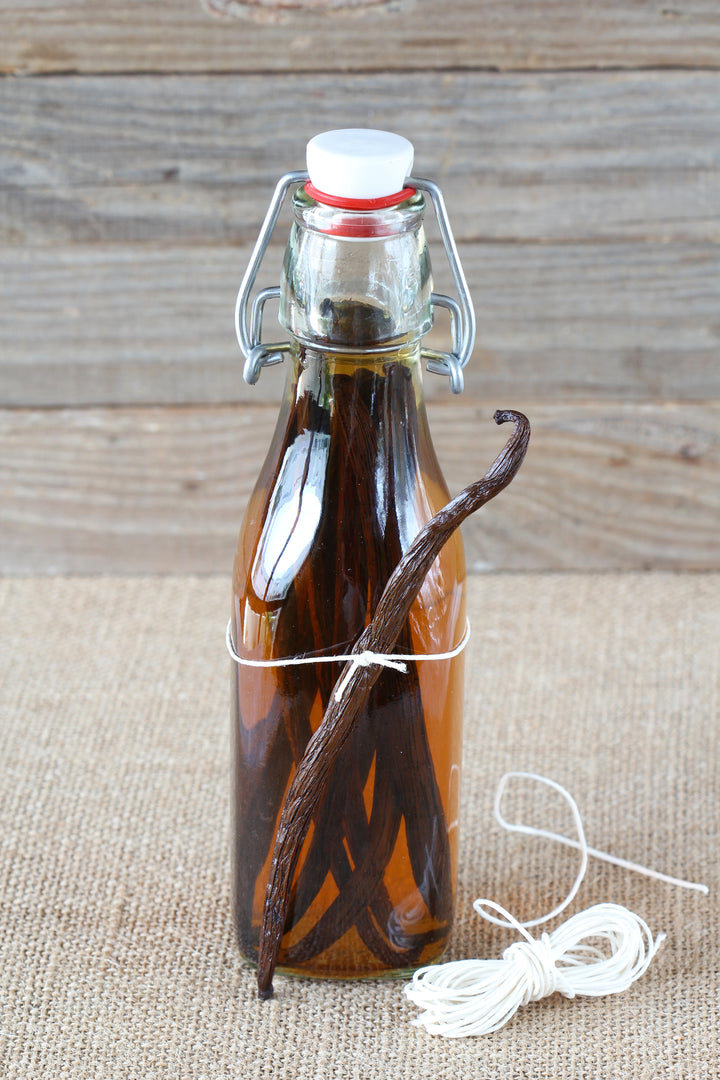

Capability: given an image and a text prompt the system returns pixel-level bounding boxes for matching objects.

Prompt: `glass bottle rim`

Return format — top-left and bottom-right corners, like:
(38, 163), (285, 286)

(292, 184), (426, 239)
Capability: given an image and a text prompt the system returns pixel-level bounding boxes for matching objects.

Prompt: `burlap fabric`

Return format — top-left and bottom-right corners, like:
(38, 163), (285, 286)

(0, 574), (717, 1078)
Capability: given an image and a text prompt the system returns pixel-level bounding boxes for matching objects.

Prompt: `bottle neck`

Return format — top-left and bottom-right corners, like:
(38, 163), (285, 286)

(282, 337), (427, 418)
(279, 188), (433, 354)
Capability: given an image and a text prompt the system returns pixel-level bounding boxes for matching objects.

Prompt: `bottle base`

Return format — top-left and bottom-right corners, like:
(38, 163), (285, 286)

(239, 952), (447, 983)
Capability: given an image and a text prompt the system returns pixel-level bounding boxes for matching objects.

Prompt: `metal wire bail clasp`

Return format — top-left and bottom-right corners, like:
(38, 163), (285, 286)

(408, 175), (476, 394)
(235, 170), (307, 386)
(235, 171), (476, 392)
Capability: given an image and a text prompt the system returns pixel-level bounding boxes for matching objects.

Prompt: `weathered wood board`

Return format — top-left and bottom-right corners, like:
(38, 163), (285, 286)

(2, 401), (717, 573)
(2, 2), (719, 572)
(3, 72), (719, 246)
(2, 242), (718, 406)
(2, 0), (720, 75)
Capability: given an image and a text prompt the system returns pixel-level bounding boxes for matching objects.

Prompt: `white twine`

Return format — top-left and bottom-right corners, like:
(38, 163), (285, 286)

(225, 617), (471, 702)
(406, 900), (662, 1038)
(405, 772), (708, 1038)
(479, 772), (708, 931)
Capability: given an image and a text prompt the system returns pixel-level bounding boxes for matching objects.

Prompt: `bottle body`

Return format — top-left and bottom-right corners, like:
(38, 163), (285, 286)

(231, 341), (465, 977)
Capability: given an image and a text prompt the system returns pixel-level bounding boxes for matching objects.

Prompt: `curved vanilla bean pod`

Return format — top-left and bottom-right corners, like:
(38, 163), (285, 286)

(257, 409), (531, 998)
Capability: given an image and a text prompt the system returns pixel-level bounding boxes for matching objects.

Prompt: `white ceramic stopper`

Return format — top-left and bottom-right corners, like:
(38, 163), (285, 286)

(306, 129), (414, 200)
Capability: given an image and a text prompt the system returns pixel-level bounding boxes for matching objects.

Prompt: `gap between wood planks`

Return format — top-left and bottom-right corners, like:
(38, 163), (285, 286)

(4, 63), (720, 80)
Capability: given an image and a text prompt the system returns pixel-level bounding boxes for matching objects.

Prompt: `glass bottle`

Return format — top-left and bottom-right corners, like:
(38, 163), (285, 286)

(230, 131), (474, 979)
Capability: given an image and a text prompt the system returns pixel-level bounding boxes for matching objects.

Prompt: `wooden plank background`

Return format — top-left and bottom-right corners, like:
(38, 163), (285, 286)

(4, 1), (720, 74)
(1, 1), (718, 572)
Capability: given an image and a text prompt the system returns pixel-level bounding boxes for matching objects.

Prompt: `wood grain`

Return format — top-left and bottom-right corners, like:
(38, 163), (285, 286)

(3, 71), (719, 245)
(2, 0), (720, 75)
(2, 242), (718, 406)
(1, 401), (717, 573)
(3, 1), (719, 575)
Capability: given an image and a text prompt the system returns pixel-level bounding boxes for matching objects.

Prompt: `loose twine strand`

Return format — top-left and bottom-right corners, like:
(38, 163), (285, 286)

(225, 617), (471, 702)
(404, 772), (709, 1038)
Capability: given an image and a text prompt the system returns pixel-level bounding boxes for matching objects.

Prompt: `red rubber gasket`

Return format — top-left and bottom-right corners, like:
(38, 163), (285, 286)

(305, 182), (416, 210)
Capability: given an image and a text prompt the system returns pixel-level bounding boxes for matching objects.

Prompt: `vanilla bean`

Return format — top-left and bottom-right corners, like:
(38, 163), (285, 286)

(256, 409), (531, 998)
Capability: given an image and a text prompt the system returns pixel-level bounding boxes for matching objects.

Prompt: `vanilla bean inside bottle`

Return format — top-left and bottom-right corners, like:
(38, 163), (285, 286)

(231, 141), (466, 978)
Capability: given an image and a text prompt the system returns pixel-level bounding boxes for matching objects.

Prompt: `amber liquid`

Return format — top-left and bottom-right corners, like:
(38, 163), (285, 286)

(231, 337), (466, 978)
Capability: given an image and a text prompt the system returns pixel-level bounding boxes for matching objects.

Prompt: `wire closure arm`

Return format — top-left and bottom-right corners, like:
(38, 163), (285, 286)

(235, 170), (307, 385)
(408, 175), (476, 393)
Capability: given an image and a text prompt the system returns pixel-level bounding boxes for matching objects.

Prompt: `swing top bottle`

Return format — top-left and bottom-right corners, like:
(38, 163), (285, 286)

(230, 130), (473, 978)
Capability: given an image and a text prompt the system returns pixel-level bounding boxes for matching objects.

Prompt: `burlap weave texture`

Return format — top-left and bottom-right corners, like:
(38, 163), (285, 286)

(0, 574), (717, 1078)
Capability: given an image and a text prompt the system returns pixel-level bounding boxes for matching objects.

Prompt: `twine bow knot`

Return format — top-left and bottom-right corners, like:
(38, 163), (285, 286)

(333, 652), (407, 702)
